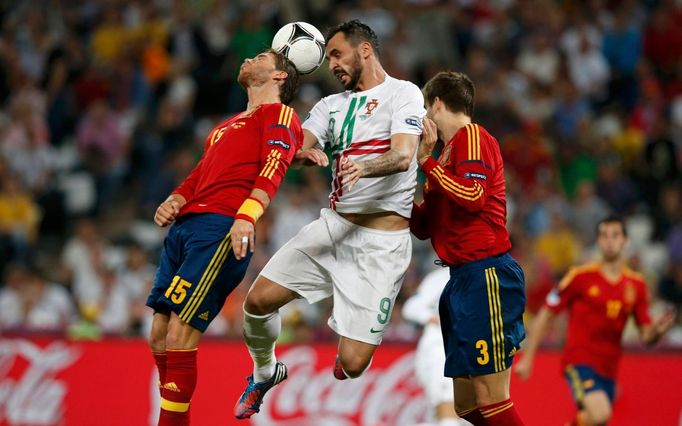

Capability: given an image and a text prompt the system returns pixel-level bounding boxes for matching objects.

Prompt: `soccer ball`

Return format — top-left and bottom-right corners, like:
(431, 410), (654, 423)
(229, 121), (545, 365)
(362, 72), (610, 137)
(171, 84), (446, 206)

(272, 22), (325, 75)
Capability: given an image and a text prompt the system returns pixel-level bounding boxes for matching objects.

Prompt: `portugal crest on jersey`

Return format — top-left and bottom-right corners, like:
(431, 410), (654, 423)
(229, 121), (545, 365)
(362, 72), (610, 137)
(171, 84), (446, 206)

(364, 98), (379, 115)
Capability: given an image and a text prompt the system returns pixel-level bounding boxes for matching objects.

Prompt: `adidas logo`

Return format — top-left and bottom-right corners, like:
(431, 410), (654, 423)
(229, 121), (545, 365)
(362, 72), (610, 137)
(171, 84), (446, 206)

(162, 382), (181, 392)
(198, 311), (209, 320)
(508, 347), (518, 357)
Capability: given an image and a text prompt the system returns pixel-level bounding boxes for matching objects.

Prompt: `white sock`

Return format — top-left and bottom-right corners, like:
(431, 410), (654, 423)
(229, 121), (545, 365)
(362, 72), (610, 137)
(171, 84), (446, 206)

(243, 308), (281, 382)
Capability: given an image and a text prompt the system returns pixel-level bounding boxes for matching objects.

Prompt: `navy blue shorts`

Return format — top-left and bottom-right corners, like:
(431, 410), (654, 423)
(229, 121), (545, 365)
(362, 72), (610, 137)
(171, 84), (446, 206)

(565, 364), (616, 405)
(439, 252), (526, 377)
(146, 213), (252, 332)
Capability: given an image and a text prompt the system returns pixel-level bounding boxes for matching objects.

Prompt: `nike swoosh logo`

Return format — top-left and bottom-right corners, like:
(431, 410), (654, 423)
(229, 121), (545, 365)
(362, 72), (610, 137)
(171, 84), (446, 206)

(369, 327), (384, 333)
(329, 110), (340, 115)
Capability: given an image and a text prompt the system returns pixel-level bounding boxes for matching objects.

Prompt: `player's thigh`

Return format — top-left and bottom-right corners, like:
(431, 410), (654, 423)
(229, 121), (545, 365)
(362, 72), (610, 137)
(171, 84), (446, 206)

(166, 312), (203, 350)
(454, 378), (477, 414)
(470, 368), (511, 406)
(258, 215), (335, 305)
(582, 391), (612, 425)
(330, 226), (412, 345)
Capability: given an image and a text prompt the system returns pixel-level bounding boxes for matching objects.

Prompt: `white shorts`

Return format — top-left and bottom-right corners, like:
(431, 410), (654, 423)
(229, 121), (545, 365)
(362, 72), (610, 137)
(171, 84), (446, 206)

(415, 323), (454, 406)
(260, 208), (412, 345)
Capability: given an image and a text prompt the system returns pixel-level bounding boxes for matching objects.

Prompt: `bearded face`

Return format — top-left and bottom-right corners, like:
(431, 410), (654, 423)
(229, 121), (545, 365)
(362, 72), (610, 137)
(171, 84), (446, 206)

(326, 33), (365, 91)
(237, 52), (276, 89)
(333, 51), (362, 90)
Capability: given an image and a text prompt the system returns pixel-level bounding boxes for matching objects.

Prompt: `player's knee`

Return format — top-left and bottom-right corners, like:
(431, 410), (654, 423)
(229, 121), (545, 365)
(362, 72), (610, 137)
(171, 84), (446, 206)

(455, 401), (476, 415)
(148, 332), (165, 353)
(586, 405), (611, 426)
(244, 287), (277, 316)
(338, 354), (371, 378)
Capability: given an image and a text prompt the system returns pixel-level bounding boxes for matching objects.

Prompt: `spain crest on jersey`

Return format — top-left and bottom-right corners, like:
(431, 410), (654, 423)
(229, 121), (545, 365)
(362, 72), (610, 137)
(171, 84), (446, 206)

(624, 283), (636, 305)
(439, 144), (452, 165)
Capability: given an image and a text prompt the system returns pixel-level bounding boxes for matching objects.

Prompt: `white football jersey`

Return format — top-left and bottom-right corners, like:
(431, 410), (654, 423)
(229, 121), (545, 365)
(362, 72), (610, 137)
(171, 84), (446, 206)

(303, 74), (425, 217)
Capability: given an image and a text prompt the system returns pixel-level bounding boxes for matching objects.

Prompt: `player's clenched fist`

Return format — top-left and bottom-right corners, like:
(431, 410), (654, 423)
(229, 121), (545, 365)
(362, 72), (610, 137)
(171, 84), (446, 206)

(154, 194), (186, 227)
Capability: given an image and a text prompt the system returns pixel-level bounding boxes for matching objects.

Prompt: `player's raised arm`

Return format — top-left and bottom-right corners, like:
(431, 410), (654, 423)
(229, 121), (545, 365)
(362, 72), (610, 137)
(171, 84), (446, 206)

(420, 123), (491, 213)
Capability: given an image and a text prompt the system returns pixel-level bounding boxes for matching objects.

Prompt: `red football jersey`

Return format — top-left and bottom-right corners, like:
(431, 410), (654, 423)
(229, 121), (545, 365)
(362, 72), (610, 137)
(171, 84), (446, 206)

(411, 123), (511, 265)
(173, 103), (302, 217)
(545, 263), (652, 378)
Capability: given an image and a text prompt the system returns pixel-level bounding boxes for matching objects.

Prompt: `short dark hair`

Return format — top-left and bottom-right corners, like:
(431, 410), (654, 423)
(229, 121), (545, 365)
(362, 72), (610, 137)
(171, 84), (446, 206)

(423, 71), (475, 117)
(326, 20), (380, 56)
(268, 48), (299, 104)
(596, 215), (628, 237)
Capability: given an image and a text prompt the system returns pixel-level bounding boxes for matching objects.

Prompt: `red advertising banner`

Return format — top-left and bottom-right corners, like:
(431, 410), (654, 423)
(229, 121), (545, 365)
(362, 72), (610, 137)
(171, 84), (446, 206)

(0, 338), (680, 426)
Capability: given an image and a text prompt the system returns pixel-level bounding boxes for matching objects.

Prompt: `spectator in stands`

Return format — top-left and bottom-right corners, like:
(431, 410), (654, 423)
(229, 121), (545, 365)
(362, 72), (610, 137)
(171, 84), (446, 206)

(0, 173), (41, 267)
(76, 99), (129, 214)
(0, 264), (75, 332)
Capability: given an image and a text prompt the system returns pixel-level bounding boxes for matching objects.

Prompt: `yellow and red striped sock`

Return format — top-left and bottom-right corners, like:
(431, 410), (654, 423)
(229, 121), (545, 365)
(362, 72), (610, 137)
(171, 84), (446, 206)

(158, 349), (197, 426)
(479, 398), (524, 425)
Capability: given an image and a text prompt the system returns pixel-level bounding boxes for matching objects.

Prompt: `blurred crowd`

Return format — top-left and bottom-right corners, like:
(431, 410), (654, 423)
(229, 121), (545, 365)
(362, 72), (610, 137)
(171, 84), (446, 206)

(0, 0), (680, 348)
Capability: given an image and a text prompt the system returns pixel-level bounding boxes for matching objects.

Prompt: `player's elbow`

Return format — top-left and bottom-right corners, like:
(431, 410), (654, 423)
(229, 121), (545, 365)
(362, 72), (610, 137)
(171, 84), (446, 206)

(408, 221), (430, 240)
(460, 198), (486, 213)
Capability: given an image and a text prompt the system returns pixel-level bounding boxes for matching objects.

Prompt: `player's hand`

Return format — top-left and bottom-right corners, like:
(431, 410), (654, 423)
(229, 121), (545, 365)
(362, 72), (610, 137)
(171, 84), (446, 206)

(339, 156), (364, 191)
(513, 355), (533, 380)
(295, 148), (329, 167)
(417, 117), (438, 165)
(154, 199), (182, 227)
(654, 307), (676, 335)
(230, 219), (255, 260)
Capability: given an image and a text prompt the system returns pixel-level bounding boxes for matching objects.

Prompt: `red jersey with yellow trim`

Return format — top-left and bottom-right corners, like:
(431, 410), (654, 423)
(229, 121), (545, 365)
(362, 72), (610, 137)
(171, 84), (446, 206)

(545, 263), (652, 378)
(410, 123), (511, 265)
(173, 103), (302, 217)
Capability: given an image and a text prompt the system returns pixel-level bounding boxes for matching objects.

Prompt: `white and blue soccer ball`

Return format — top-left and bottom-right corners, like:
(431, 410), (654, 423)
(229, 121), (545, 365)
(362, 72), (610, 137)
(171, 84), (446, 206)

(272, 22), (325, 75)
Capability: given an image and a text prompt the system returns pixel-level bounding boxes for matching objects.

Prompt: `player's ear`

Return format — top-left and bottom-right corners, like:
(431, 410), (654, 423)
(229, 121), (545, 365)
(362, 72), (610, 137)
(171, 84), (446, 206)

(273, 70), (288, 82)
(359, 40), (372, 59)
(433, 96), (443, 112)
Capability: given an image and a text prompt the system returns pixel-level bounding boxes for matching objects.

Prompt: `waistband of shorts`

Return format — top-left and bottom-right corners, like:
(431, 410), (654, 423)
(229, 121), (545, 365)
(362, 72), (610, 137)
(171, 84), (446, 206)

(447, 251), (512, 275)
(325, 208), (411, 236)
(176, 212), (231, 224)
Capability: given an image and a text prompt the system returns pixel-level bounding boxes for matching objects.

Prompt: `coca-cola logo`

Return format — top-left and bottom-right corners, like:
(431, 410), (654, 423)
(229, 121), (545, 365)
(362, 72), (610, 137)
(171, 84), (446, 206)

(251, 346), (429, 426)
(0, 340), (80, 425)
